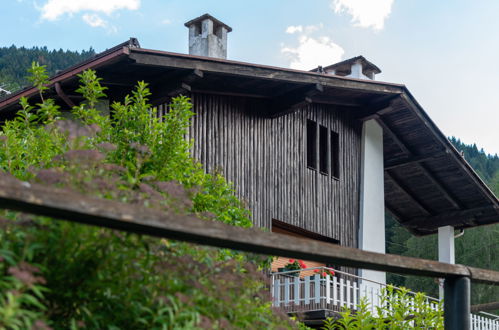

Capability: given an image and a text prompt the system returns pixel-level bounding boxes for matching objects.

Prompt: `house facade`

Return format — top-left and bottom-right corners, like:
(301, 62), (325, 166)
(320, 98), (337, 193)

(0, 13), (498, 324)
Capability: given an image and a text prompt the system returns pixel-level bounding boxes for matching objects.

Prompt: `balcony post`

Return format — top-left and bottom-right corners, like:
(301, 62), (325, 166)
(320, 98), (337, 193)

(444, 276), (470, 330)
(358, 119), (386, 304)
(438, 225), (455, 299)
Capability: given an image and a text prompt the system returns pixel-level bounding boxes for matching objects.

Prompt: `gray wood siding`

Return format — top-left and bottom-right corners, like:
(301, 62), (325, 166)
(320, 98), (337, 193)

(186, 93), (362, 250)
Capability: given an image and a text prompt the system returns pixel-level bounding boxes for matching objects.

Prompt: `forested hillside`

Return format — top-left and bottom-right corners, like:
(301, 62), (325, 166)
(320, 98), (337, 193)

(387, 139), (499, 306)
(0, 45), (95, 93)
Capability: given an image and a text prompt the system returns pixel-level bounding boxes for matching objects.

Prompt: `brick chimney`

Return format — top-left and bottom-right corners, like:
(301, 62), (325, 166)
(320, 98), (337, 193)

(184, 14), (232, 59)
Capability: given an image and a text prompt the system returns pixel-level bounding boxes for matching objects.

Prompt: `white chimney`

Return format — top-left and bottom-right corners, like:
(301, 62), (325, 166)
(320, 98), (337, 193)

(314, 56), (381, 80)
(184, 14), (232, 59)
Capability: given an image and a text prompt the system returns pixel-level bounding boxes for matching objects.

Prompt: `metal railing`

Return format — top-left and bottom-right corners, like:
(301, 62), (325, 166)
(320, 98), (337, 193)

(271, 267), (499, 329)
(271, 267), (439, 314)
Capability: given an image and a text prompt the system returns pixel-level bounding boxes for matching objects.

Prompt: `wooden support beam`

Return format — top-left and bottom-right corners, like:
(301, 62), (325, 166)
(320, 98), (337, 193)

(54, 82), (76, 108)
(402, 205), (499, 230)
(354, 96), (400, 121)
(150, 69), (204, 104)
(379, 117), (464, 211)
(384, 151), (449, 170)
(375, 117), (412, 155)
(269, 83), (324, 117)
(385, 202), (405, 222)
(418, 163), (464, 210)
(305, 95), (362, 107)
(129, 50), (404, 95)
(190, 89), (270, 99)
(0, 175), (498, 283)
(470, 302), (499, 313)
(385, 171), (433, 216)
(399, 93), (499, 208)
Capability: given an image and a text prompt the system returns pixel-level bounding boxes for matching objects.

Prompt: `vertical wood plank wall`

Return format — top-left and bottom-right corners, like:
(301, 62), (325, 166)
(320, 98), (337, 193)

(183, 93), (362, 250)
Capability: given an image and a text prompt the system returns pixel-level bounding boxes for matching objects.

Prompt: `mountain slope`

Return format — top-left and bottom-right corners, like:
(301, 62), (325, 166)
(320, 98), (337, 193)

(0, 45), (95, 92)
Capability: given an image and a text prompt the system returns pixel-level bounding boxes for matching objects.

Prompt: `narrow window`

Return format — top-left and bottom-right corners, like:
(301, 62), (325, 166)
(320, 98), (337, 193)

(307, 120), (317, 169)
(319, 125), (329, 175)
(331, 131), (340, 179)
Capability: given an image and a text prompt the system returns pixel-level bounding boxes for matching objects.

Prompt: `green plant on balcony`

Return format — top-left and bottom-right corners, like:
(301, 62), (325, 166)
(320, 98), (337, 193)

(313, 268), (335, 278)
(279, 259), (307, 276)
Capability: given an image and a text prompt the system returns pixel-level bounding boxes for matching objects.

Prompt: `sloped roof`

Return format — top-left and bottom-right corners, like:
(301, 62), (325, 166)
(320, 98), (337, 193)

(311, 55), (382, 75)
(0, 40), (497, 236)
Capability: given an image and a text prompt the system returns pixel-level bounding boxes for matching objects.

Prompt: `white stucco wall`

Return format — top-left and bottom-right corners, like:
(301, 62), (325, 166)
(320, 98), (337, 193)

(358, 119), (386, 289)
(188, 19), (228, 59)
(438, 225), (455, 298)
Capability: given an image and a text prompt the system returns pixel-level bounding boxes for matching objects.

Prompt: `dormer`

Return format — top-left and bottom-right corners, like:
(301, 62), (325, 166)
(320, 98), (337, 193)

(184, 14), (232, 59)
(312, 56), (381, 80)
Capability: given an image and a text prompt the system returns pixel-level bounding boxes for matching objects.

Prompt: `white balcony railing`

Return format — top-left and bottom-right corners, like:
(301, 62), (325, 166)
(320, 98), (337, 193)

(271, 267), (499, 329)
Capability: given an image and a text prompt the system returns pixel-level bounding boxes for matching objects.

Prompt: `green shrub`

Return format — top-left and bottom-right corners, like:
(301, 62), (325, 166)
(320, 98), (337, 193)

(0, 63), (296, 329)
(321, 286), (443, 329)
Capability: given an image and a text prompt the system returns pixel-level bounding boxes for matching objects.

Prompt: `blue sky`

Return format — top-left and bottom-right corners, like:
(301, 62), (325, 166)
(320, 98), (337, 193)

(2, 0), (499, 154)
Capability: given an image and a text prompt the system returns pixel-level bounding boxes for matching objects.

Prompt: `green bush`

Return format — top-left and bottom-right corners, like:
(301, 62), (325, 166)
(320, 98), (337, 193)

(321, 286), (443, 329)
(0, 63), (296, 329)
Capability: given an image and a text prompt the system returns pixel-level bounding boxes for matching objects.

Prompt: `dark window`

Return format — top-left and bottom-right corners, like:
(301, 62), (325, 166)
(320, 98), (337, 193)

(319, 125), (329, 174)
(331, 131), (340, 179)
(307, 120), (317, 169)
(306, 119), (340, 179)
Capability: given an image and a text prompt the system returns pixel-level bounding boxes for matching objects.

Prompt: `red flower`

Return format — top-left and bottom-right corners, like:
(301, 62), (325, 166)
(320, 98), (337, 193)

(314, 269), (320, 273)
(289, 259), (295, 263)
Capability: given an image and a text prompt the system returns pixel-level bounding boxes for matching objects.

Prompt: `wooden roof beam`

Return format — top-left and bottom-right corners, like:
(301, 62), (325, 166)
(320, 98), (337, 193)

(399, 93), (499, 208)
(385, 171), (433, 216)
(378, 116), (465, 211)
(384, 151), (449, 170)
(129, 50), (405, 95)
(376, 117), (412, 155)
(55, 82), (76, 108)
(305, 94), (363, 107)
(150, 69), (204, 104)
(402, 205), (499, 230)
(269, 83), (324, 117)
(355, 96), (399, 121)
(386, 202), (405, 222)
(418, 163), (464, 210)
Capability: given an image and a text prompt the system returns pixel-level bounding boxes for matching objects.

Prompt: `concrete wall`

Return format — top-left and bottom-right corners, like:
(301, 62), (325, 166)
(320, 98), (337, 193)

(358, 119), (386, 288)
(188, 18), (228, 59)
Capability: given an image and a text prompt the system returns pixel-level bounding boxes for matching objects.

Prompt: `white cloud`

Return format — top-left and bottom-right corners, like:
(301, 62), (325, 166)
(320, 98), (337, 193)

(286, 25), (303, 34)
(40, 0), (140, 21)
(82, 13), (106, 28)
(332, 0), (394, 30)
(161, 18), (172, 25)
(281, 25), (344, 70)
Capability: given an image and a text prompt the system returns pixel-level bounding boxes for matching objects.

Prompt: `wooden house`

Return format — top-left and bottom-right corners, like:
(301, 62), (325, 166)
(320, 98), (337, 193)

(0, 13), (498, 324)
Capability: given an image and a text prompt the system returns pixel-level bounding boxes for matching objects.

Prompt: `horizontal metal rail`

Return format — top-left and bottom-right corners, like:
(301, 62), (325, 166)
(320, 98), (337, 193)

(0, 176), (498, 285)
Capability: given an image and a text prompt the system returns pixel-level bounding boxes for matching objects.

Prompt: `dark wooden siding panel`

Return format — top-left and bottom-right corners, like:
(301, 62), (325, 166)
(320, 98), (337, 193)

(186, 93), (361, 250)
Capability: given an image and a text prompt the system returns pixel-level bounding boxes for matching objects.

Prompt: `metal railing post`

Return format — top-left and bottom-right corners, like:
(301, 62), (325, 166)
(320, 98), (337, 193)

(444, 276), (470, 330)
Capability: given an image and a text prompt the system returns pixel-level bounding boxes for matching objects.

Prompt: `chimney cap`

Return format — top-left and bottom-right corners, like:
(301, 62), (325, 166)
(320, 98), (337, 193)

(311, 55), (381, 75)
(184, 13), (232, 32)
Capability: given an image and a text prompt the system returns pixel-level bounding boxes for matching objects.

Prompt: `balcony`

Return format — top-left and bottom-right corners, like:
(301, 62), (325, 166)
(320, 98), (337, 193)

(271, 267), (499, 328)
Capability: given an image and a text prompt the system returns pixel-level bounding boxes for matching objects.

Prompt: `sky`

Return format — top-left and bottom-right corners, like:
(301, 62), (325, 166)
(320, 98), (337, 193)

(1, 0), (499, 155)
